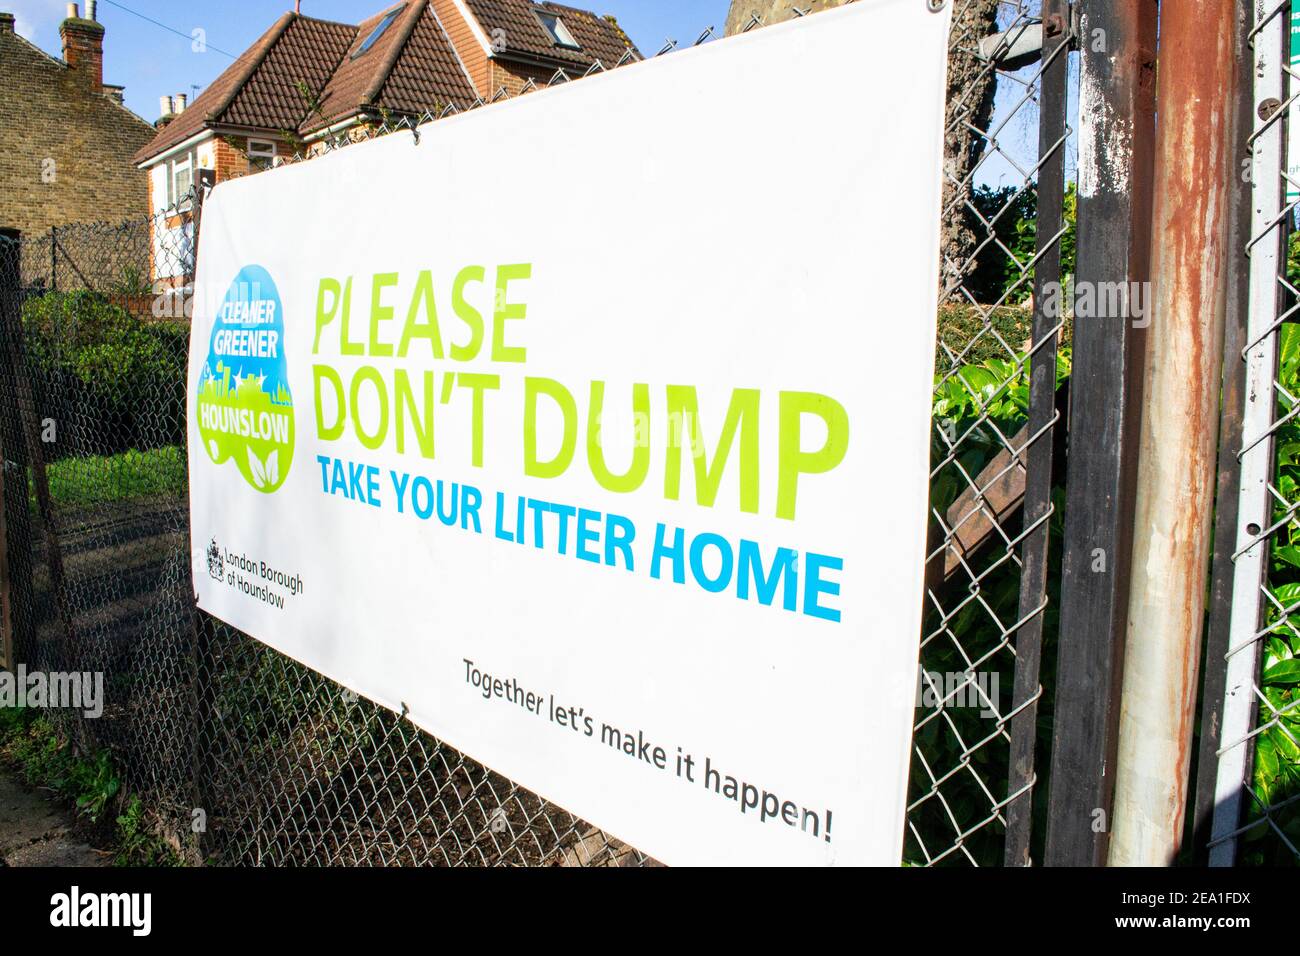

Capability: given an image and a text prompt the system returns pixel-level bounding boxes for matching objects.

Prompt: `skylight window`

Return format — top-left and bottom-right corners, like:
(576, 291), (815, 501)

(352, 4), (405, 59)
(536, 11), (580, 49)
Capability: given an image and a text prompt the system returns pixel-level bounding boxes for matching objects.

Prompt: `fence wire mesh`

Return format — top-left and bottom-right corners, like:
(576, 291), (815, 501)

(1208, 0), (1300, 867)
(0, 0), (1074, 866)
(911, 0), (1071, 866)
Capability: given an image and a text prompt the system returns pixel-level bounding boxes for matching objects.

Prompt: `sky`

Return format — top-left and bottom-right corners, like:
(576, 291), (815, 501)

(9, 0), (1055, 189)
(9, 0), (731, 121)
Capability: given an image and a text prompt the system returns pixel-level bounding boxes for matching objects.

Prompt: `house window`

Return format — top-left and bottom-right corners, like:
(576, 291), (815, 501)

(353, 4), (404, 59)
(248, 140), (278, 172)
(536, 11), (580, 49)
(172, 154), (193, 206)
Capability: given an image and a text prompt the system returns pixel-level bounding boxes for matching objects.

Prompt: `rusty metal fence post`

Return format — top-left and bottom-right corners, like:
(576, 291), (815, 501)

(1108, 0), (1236, 866)
(1194, 0), (1259, 863)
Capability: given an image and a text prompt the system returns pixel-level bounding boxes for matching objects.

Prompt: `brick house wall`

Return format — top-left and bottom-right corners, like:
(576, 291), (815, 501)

(0, 13), (155, 238)
(489, 60), (553, 96)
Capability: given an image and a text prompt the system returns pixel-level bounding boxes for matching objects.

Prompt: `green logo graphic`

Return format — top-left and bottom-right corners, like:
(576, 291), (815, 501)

(197, 265), (294, 493)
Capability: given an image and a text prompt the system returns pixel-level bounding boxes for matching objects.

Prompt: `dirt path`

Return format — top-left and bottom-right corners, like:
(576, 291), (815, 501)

(0, 769), (109, 867)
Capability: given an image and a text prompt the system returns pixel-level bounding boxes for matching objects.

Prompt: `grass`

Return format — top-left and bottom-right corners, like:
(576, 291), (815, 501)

(37, 445), (185, 509)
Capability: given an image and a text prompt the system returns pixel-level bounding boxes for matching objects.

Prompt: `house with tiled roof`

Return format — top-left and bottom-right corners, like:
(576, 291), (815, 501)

(133, 0), (637, 283)
(133, 0), (638, 202)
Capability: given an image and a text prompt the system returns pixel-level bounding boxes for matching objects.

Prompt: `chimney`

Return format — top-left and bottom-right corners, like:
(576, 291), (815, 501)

(174, 93), (188, 113)
(61, 3), (105, 91)
(0, 13), (15, 35)
(156, 95), (178, 127)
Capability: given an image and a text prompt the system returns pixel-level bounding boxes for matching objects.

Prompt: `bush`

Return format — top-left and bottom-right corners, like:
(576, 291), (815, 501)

(20, 291), (188, 457)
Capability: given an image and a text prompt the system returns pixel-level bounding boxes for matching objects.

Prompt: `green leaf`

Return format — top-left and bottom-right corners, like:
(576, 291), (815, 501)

(1263, 659), (1300, 686)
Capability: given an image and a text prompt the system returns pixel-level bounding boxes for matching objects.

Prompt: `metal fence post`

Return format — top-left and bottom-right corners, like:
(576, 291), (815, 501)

(1209, 0), (1289, 867)
(1193, 0), (1256, 863)
(0, 230), (18, 671)
(0, 228), (37, 671)
(1044, 0), (1157, 866)
(1002, 0), (1070, 868)
(1, 244), (75, 667)
(190, 166), (217, 860)
(1108, 0), (1236, 866)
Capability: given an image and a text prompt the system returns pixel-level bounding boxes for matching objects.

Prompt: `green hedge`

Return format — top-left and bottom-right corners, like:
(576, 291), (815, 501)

(20, 291), (188, 457)
(935, 303), (1073, 372)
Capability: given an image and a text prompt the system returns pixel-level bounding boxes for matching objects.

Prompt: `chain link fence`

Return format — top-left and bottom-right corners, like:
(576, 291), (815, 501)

(0, 0), (1090, 866)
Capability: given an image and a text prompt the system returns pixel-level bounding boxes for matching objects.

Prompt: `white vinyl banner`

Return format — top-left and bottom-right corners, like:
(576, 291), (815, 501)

(188, 0), (950, 866)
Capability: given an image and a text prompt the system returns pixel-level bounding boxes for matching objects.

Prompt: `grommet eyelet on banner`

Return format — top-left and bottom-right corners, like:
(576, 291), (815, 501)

(927, 0), (946, 12)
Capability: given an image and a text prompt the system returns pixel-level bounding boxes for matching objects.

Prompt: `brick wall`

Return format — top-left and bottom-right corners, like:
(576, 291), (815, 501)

(212, 137), (251, 181)
(490, 60), (552, 96)
(0, 20), (155, 238)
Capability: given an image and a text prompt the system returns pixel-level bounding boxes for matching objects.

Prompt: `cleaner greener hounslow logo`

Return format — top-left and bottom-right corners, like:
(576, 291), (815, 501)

(197, 265), (295, 493)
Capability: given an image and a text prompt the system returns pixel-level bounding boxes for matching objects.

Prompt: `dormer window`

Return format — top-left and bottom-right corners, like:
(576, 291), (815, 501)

(536, 11), (580, 50)
(353, 3), (405, 59)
